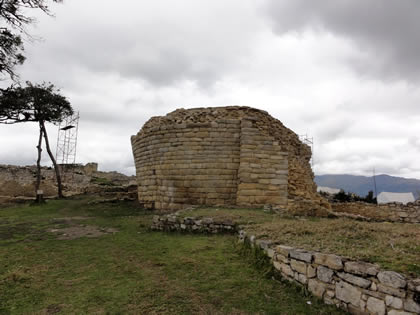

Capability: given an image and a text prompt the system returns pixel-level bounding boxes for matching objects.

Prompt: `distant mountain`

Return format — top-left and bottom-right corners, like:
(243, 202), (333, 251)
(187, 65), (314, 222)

(314, 174), (420, 199)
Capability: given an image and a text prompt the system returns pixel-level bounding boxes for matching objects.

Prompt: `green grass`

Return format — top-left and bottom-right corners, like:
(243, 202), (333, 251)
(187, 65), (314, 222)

(180, 208), (420, 277)
(0, 198), (344, 314)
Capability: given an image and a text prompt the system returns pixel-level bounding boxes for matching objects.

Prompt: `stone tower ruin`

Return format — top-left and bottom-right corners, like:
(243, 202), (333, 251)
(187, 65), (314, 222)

(131, 106), (326, 213)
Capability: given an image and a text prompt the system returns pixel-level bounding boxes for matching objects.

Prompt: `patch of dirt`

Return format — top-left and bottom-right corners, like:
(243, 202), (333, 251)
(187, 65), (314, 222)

(48, 225), (118, 240)
(50, 216), (89, 224)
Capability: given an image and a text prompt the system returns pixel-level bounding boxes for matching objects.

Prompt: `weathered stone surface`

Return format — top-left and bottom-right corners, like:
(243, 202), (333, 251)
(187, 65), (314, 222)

(307, 265), (317, 278)
(314, 253), (343, 270)
(366, 297), (386, 315)
(407, 279), (420, 292)
(387, 310), (415, 315)
(385, 295), (403, 309)
(347, 304), (369, 315)
(289, 249), (312, 263)
(275, 245), (293, 257)
(317, 266), (334, 283)
(275, 262), (294, 278)
(337, 272), (371, 289)
(131, 106), (322, 212)
(377, 284), (406, 298)
(336, 281), (362, 307)
(265, 248), (275, 259)
(308, 279), (327, 298)
(290, 259), (307, 274)
(377, 271), (406, 289)
(404, 298), (420, 313)
(297, 273), (307, 284)
(344, 261), (379, 276)
(273, 261), (282, 271)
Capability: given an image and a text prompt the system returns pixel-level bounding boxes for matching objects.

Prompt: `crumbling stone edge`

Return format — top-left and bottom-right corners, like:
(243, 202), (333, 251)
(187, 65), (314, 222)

(151, 213), (420, 314)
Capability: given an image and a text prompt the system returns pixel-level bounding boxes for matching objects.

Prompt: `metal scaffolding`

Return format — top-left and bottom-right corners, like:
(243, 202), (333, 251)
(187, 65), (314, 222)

(299, 134), (314, 166)
(55, 112), (80, 180)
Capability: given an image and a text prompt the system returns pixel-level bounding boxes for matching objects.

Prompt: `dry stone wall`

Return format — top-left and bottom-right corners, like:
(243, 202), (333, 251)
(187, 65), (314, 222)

(0, 163), (135, 203)
(131, 106), (325, 212)
(151, 213), (237, 234)
(150, 213), (420, 314)
(243, 235), (420, 315)
(331, 201), (420, 224)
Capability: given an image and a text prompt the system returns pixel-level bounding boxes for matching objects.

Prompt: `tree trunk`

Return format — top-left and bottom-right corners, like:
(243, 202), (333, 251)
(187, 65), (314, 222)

(40, 120), (64, 198)
(35, 123), (44, 203)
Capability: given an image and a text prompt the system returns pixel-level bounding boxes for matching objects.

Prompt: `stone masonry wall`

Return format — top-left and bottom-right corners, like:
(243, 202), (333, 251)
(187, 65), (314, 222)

(242, 234), (420, 315)
(331, 201), (420, 224)
(131, 106), (324, 212)
(131, 119), (242, 210)
(0, 163), (135, 203)
(236, 118), (288, 208)
(149, 212), (420, 315)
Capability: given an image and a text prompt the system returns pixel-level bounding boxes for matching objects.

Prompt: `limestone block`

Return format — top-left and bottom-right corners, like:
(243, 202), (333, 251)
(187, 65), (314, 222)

(377, 284), (406, 298)
(344, 261), (380, 276)
(385, 295), (403, 309)
(307, 265), (317, 278)
(404, 298), (420, 313)
(366, 297), (386, 315)
(317, 266), (334, 283)
(387, 310), (415, 315)
(279, 263), (294, 278)
(308, 279), (327, 298)
(407, 279), (420, 292)
(337, 272), (371, 289)
(314, 253), (343, 270)
(289, 249), (312, 263)
(336, 281), (362, 307)
(290, 259), (307, 274)
(377, 271), (406, 289)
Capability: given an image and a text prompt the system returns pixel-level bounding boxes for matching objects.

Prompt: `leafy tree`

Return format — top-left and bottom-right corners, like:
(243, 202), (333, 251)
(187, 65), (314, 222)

(0, 0), (62, 80)
(364, 190), (377, 204)
(0, 82), (73, 198)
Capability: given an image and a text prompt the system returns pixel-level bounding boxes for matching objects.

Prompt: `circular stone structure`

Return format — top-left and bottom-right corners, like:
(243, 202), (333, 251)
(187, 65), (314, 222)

(131, 106), (322, 212)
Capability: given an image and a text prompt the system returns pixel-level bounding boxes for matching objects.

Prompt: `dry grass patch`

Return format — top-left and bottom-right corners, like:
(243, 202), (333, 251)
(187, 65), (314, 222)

(183, 208), (420, 277)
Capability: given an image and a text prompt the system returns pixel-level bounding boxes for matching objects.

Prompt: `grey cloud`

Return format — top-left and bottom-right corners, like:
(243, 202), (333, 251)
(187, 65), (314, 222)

(19, 0), (262, 88)
(264, 0), (420, 81)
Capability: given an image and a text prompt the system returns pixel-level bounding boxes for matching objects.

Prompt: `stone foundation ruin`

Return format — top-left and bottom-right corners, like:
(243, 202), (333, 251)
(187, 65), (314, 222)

(131, 106), (328, 212)
(0, 163), (136, 204)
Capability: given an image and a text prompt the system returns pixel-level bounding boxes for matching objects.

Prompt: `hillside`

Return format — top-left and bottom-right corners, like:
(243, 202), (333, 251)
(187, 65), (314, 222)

(315, 174), (420, 199)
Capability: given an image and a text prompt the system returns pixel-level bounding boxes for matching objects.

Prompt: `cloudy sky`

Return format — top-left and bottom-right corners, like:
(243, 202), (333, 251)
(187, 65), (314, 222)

(1, 0), (420, 178)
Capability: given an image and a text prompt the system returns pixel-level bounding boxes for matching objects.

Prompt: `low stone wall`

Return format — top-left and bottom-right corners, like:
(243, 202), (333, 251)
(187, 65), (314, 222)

(241, 233), (420, 315)
(150, 213), (420, 315)
(0, 163), (136, 204)
(332, 201), (420, 224)
(151, 213), (237, 234)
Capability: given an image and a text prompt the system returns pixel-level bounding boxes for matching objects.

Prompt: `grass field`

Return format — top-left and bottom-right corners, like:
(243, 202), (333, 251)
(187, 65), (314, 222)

(0, 198), (344, 314)
(180, 208), (420, 277)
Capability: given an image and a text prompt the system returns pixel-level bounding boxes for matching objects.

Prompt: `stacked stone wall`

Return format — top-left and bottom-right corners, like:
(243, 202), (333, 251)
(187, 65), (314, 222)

(131, 120), (242, 210)
(151, 214), (237, 234)
(0, 164), (135, 202)
(332, 201), (420, 224)
(244, 236), (420, 315)
(237, 118), (288, 208)
(131, 106), (324, 212)
(150, 212), (420, 314)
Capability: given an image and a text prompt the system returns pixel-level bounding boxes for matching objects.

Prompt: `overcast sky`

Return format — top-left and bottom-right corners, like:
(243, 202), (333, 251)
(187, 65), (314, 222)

(1, 0), (420, 178)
